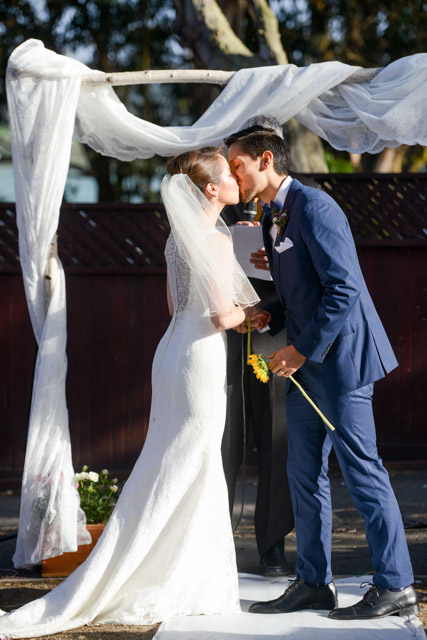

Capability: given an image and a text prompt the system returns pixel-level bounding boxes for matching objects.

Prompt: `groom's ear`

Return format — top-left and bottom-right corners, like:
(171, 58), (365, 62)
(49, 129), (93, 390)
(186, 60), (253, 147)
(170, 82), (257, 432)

(260, 150), (273, 171)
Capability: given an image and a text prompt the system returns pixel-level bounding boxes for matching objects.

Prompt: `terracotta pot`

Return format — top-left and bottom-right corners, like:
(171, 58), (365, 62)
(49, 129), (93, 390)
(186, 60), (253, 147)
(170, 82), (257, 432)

(41, 523), (105, 577)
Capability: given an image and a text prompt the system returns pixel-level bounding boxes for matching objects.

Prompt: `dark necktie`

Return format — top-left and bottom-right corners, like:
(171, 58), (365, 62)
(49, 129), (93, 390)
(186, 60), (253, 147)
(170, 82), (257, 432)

(261, 200), (277, 221)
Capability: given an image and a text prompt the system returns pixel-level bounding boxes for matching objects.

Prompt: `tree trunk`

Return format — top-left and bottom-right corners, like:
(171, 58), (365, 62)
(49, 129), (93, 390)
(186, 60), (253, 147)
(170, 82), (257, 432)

(374, 146), (408, 172)
(284, 119), (328, 173)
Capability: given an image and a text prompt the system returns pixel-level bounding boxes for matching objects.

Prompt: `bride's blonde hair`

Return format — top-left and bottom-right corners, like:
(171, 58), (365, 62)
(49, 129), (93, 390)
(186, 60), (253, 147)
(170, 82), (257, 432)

(166, 147), (223, 195)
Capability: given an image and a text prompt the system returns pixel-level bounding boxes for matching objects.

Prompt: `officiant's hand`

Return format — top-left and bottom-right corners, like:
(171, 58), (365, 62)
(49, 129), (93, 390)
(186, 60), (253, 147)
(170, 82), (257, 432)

(268, 345), (306, 377)
(250, 247), (269, 271)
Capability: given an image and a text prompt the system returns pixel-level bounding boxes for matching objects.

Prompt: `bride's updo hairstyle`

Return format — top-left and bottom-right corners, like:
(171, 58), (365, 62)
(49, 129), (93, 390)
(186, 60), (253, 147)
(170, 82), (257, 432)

(166, 147), (223, 197)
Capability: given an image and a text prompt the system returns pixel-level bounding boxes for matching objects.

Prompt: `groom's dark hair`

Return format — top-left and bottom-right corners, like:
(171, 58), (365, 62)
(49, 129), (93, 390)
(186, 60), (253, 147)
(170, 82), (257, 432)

(224, 126), (289, 175)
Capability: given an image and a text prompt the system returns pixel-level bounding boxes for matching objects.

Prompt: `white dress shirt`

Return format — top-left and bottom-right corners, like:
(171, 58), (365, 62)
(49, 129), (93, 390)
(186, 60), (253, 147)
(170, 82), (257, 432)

(261, 176), (293, 245)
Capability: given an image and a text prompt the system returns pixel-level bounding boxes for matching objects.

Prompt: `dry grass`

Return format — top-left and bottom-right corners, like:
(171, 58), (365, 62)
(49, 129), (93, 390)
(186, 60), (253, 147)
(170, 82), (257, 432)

(416, 583), (427, 631)
(0, 581), (159, 639)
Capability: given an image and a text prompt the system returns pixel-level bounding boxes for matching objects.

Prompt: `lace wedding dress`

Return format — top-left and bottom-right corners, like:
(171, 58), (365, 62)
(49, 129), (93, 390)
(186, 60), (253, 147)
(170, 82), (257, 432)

(0, 233), (240, 638)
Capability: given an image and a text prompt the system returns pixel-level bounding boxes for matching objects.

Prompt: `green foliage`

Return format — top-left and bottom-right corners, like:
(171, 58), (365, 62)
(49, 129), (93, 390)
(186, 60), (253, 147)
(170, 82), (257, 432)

(274, 0), (426, 171)
(324, 151), (355, 173)
(275, 0), (426, 67)
(75, 466), (120, 524)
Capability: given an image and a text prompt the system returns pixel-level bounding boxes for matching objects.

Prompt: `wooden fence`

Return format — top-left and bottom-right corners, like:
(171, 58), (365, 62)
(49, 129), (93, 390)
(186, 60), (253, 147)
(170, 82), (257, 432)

(0, 174), (426, 487)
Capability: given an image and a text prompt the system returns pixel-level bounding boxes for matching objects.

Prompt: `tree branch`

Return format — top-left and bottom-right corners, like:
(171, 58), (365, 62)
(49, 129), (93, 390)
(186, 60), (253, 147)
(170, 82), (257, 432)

(173, 0), (256, 69)
(246, 0), (288, 64)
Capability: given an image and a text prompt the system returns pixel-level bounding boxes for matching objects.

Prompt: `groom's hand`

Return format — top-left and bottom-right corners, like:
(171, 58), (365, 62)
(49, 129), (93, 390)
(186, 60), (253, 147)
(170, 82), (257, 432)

(268, 345), (306, 377)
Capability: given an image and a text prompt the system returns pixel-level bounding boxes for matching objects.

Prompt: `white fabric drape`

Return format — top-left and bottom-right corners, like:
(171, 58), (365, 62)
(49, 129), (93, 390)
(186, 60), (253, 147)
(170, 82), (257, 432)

(6, 46), (93, 568)
(6, 38), (427, 567)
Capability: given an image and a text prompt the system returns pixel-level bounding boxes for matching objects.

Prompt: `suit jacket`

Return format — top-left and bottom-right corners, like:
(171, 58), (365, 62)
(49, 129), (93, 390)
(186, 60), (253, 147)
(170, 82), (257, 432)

(263, 179), (398, 399)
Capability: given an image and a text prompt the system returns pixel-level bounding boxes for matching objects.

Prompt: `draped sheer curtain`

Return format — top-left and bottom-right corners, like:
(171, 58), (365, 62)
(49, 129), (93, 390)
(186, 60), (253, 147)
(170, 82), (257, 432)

(6, 38), (427, 567)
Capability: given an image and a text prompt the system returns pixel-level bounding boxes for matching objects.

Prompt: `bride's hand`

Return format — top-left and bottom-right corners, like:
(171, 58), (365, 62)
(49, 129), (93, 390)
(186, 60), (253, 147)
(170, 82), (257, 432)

(250, 309), (271, 330)
(235, 319), (249, 333)
(234, 309), (271, 333)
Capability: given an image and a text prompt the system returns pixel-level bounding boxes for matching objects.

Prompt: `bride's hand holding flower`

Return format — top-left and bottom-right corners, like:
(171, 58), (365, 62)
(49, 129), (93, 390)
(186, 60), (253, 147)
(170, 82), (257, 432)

(235, 308), (271, 333)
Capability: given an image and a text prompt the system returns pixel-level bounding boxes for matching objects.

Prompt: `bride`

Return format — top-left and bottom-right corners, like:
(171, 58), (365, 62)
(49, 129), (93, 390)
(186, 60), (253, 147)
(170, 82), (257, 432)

(0, 147), (259, 638)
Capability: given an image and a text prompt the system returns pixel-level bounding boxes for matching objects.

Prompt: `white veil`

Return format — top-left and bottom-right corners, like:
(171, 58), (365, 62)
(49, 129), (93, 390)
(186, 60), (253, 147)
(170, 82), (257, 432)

(160, 173), (260, 317)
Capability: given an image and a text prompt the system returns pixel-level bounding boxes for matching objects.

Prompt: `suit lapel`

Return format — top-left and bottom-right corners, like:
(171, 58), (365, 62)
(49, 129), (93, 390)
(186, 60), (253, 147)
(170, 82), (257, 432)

(276, 179), (300, 241)
(262, 217), (274, 274)
(282, 179), (300, 218)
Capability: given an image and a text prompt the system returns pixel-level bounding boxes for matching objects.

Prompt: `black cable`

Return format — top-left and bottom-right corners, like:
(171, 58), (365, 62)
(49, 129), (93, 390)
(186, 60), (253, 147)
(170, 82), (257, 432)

(232, 333), (247, 533)
(0, 533), (17, 542)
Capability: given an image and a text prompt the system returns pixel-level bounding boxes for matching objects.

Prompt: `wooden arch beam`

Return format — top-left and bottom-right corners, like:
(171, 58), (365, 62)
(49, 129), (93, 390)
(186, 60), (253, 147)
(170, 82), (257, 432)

(80, 67), (380, 87)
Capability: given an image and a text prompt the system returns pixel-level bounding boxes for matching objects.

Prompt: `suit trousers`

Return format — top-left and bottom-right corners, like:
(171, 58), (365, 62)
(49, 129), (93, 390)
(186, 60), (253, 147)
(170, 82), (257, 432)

(222, 325), (294, 557)
(286, 378), (414, 590)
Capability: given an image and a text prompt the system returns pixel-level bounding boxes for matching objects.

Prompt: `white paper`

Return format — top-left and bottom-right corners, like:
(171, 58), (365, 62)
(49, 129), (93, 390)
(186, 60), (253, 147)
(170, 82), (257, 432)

(230, 225), (273, 281)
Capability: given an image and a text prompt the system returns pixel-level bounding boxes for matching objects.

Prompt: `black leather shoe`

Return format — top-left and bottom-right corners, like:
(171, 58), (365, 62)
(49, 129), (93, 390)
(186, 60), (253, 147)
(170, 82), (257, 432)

(328, 583), (419, 620)
(249, 577), (338, 614)
(261, 542), (292, 577)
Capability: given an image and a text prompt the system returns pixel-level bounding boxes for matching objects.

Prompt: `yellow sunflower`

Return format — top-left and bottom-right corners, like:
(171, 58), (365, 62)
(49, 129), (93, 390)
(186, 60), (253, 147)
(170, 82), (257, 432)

(247, 353), (270, 383)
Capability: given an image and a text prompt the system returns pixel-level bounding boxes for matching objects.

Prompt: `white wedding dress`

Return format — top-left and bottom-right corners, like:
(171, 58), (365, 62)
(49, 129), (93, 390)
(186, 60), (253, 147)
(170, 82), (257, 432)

(0, 233), (240, 638)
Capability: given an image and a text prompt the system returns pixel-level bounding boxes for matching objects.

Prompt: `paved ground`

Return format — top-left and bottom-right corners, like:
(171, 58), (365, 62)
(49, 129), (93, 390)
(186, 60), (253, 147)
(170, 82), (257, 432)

(231, 467), (427, 579)
(0, 467), (426, 638)
(1, 468), (427, 579)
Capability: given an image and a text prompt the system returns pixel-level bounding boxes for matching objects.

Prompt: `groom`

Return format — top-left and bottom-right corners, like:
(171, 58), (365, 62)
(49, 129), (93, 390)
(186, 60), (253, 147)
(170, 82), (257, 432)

(225, 126), (419, 619)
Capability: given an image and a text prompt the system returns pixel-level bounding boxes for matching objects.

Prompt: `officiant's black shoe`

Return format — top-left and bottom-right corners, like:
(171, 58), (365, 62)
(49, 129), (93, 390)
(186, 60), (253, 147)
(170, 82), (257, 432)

(328, 584), (419, 620)
(249, 577), (337, 614)
(261, 542), (292, 577)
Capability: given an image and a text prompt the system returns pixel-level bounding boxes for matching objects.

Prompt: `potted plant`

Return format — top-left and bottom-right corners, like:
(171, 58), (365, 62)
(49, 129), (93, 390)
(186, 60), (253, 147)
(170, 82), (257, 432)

(42, 467), (120, 577)
(76, 466), (119, 524)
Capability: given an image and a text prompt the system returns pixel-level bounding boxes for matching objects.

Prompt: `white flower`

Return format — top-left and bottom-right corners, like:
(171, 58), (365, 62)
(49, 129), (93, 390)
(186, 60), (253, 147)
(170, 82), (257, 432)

(88, 471), (99, 482)
(75, 472), (90, 481)
(111, 485), (118, 493)
(101, 469), (109, 476)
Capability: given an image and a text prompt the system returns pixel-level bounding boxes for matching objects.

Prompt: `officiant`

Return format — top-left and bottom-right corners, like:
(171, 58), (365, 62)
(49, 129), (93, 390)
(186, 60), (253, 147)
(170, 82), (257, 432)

(220, 116), (294, 576)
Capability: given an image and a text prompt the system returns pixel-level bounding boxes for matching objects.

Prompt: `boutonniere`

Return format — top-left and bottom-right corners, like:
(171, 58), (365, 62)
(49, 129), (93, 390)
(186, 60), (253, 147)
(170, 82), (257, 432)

(270, 202), (289, 230)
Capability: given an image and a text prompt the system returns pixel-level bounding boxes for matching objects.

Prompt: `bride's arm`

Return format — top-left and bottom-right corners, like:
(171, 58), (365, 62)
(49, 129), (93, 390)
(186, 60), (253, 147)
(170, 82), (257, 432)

(210, 305), (252, 331)
(208, 233), (258, 330)
(166, 274), (174, 316)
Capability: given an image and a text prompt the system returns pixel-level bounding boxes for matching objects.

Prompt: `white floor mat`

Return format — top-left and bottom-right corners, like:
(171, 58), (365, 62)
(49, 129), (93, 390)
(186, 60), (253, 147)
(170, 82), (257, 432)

(154, 574), (426, 639)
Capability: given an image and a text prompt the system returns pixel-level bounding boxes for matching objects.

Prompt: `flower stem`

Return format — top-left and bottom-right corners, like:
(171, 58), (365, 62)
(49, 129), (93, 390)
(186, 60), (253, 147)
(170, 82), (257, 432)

(247, 316), (251, 363)
(289, 374), (335, 431)
(247, 316), (334, 430)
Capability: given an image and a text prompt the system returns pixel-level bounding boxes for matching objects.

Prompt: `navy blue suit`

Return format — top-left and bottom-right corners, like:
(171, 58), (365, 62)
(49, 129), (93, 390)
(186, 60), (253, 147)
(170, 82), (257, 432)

(263, 179), (413, 589)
